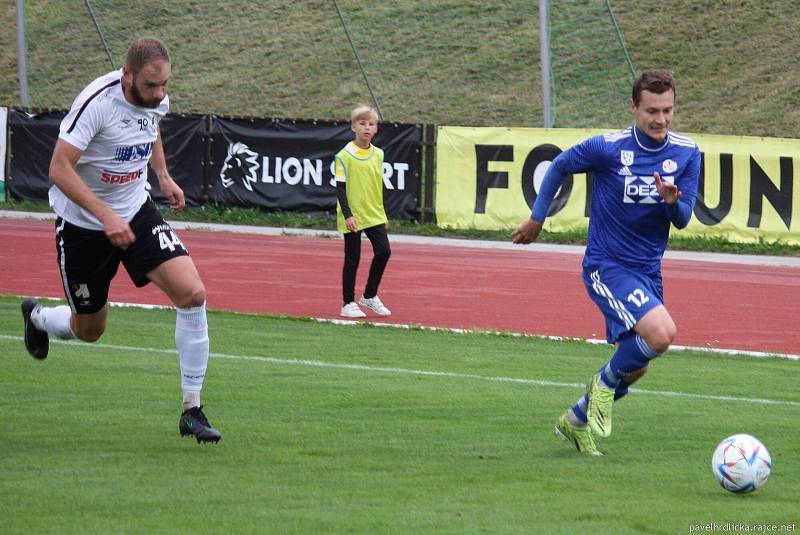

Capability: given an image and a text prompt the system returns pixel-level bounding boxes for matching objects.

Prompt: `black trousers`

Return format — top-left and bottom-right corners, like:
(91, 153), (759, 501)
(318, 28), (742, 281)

(342, 224), (391, 305)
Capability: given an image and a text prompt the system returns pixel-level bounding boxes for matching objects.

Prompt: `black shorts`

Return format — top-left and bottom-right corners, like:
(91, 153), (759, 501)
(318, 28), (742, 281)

(55, 199), (190, 314)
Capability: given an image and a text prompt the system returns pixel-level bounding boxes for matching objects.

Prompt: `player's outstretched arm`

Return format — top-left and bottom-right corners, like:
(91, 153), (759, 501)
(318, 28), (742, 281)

(49, 139), (136, 248)
(512, 145), (583, 245)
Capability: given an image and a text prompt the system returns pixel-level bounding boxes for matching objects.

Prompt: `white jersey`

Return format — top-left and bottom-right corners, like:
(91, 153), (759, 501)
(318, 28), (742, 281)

(50, 69), (169, 230)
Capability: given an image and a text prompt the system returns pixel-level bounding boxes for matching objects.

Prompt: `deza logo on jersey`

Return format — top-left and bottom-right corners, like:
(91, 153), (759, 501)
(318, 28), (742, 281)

(624, 175), (675, 204)
(620, 151), (677, 204)
(219, 142), (409, 191)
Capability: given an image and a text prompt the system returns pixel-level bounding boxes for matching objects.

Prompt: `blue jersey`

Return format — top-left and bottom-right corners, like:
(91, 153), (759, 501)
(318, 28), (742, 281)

(532, 125), (701, 275)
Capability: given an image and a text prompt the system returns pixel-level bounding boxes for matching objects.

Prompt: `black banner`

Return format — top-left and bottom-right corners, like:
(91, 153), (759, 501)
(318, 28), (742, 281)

(145, 114), (207, 208)
(208, 117), (421, 219)
(7, 109), (207, 207)
(6, 110), (62, 201)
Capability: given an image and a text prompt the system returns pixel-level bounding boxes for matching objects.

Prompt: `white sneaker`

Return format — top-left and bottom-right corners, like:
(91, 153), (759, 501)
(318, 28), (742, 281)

(340, 302), (366, 318)
(359, 295), (391, 316)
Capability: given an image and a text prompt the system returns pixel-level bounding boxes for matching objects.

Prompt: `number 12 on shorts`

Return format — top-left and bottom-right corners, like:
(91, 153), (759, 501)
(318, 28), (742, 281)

(627, 288), (649, 308)
(158, 230), (185, 252)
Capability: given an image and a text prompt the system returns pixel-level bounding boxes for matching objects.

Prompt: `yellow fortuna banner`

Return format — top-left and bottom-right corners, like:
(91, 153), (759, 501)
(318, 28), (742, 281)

(435, 126), (800, 244)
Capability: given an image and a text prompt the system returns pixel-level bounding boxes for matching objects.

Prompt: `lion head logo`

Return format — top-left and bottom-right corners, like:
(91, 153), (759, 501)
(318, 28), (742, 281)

(220, 142), (260, 191)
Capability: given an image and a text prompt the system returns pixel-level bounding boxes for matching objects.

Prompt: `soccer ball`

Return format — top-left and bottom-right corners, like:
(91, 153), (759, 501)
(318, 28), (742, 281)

(711, 434), (772, 493)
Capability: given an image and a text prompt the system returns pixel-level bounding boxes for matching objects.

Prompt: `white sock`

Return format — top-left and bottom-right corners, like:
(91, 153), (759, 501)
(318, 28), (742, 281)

(33, 305), (75, 339)
(175, 302), (209, 410)
(182, 390), (200, 411)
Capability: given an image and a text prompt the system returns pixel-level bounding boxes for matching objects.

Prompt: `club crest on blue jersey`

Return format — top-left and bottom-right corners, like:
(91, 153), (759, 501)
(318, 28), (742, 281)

(663, 159), (678, 173)
(623, 175), (674, 204)
(620, 150), (634, 166)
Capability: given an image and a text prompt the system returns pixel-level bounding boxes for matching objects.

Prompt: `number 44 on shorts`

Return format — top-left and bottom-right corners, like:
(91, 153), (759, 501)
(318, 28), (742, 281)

(158, 229), (185, 252)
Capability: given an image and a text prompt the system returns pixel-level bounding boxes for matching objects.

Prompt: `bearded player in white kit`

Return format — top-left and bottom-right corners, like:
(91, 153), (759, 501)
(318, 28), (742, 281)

(20, 37), (221, 443)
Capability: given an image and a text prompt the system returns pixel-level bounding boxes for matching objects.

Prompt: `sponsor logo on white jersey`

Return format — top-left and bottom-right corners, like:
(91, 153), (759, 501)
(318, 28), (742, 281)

(113, 142), (154, 163)
(663, 159), (678, 173)
(220, 142), (260, 191)
(100, 167), (143, 185)
(620, 150), (634, 166)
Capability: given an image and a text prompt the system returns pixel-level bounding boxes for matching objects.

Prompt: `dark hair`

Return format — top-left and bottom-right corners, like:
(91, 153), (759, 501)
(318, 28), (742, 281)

(125, 37), (170, 76)
(631, 69), (675, 105)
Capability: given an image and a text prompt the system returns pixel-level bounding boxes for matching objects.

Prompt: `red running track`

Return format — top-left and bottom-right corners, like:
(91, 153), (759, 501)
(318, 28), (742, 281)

(1, 218), (799, 355)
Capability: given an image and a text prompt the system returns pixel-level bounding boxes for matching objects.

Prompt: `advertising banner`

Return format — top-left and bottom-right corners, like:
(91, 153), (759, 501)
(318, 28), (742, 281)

(435, 126), (800, 244)
(209, 118), (421, 219)
(145, 114), (207, 208)
(6, 109), (62, 201)
(0, 107), (7, 200)
(689, 132), (800, 245)
(6, 109), (207, 207)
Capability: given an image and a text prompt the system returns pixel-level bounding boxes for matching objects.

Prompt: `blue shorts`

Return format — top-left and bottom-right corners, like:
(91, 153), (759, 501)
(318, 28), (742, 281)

(582, 260), (664, 344)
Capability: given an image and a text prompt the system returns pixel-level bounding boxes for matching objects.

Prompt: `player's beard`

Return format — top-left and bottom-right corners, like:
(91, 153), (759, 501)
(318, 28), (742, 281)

(130, 81), (164, 109)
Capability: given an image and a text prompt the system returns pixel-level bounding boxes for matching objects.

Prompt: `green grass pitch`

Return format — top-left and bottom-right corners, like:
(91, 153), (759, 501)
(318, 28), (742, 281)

(1, 296), (797, 534)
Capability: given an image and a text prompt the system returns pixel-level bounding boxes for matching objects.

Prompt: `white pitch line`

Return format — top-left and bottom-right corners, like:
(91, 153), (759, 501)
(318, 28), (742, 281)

(7, 297), (800, 361)
(313, 316), (800, 361)
(1, 334), (797, 407)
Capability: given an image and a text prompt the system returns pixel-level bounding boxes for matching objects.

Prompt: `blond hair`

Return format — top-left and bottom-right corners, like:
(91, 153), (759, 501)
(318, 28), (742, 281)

(350, 105), (379, 123)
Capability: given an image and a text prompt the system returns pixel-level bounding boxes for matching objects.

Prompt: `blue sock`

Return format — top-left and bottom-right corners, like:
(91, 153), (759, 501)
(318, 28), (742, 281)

(570, 394), (589, 424)
(614, 380), (630, 401)
(598, 363), (622, 389)
(599, 333), (659, 388)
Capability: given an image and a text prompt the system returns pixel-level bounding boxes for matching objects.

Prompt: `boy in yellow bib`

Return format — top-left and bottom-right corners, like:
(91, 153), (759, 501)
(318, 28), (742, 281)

(335, 105), (392, 318)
